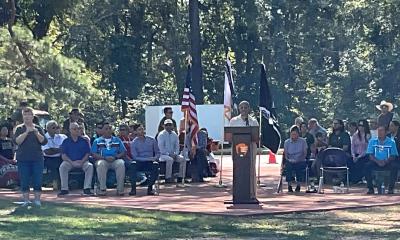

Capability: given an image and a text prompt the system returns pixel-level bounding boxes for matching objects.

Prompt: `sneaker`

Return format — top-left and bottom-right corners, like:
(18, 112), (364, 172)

(288, 185), (293, 193)
(117, 191), (125, 196)
(295, 185), (301, 192)
(97, 189), (107, 196)
(367, 188), (374, 195)
(177, 177), (190, 183)
(83, 189), (94, 196)
(58, 190), (69, 197)
(33, 200), (41, 207)
(21, 201), (30, 207)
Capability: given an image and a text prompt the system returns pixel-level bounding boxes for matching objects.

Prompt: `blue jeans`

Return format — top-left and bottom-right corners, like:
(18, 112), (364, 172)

(18, 160), (44, 192)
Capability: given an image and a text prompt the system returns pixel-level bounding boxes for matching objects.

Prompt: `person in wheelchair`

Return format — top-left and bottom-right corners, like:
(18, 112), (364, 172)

(58, 122), (93, 196)
(283, 125), (308, 192)
(129, 124), (160, 196)
(365, 125), (399, 194)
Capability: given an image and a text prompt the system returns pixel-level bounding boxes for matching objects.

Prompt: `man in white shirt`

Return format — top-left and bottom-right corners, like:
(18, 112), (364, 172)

(229, 101), (259, 127)
(229, 101), (259, 198)
(157, 119), (186, 183)
(42, 120), (67, 190)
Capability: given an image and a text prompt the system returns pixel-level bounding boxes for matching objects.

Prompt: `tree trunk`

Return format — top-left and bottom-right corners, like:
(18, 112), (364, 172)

(189, 0), (204, 104)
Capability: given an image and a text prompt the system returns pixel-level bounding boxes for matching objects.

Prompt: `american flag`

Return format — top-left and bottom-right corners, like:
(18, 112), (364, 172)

(181, 64), (199, 145)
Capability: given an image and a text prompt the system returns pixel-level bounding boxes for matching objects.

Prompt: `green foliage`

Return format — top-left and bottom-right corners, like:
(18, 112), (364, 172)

(2, 0), (400, 134)
(0, 25), (117, 130)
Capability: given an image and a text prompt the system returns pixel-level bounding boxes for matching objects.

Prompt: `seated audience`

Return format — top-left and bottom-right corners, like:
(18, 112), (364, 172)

(347, 121), (358, 137)
(91, 120), (105, 144)
(328, 119), (351, 155)
(189, 128), (209, 182)
(300, 122), (315, 159)
(284, 125), (308, 192)
(369, 118), (378, 139)
(91, 122), (126, 196)
(308, 118), (327, 142)
(42, 120), (67, 190)
(365, 125), (399, 194)
(129, 124), (160, 196)
(58, 123), (94, 196)
(118, 123), (134, 161)
(315, 132), (328, 154)
(158, 119), (186, 183)
(350, 119), (371, 183)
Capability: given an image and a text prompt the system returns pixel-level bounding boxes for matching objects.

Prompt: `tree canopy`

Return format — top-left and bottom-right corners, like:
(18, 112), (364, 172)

(1, 0), (399, 132)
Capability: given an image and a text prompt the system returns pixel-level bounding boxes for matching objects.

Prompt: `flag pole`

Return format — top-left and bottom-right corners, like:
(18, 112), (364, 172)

(177, 110), (189, 188)
(215, 111), (227, 188)
(257, 110), (266, 187)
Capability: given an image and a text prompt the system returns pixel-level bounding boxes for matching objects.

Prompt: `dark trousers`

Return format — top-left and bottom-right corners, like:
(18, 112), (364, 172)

(44, 156), (62, 182)
(365, 160), (400, 190)
(17, 160), (44, 192)
(348, 155), (369, 183)
(285, 161), (307, 183)
(126, 161), (159, 191)
(191, 149), (208, 181)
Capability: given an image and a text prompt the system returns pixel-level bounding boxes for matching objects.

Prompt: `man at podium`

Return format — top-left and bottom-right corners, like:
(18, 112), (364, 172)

(230, 101), (259, 127)
(229, 101), (259, 203)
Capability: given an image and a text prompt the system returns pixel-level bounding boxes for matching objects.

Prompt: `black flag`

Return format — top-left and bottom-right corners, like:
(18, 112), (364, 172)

(259, 64), (281, 154)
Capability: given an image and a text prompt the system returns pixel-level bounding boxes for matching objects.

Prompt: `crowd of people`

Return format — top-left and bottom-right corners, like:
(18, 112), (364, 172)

(1, 99), (399, 207)
(284, 100), (400, 194)
(0, 104), (216, 207)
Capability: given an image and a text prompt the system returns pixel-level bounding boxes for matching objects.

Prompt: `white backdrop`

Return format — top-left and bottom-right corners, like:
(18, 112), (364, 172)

(145, 104), (229, 141)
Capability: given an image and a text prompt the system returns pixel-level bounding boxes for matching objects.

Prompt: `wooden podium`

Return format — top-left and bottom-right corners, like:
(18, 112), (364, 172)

(224, 126), (259, 204)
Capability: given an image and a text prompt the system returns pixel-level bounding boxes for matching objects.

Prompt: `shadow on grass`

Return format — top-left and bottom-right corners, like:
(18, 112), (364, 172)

(1, 199), (400, 240)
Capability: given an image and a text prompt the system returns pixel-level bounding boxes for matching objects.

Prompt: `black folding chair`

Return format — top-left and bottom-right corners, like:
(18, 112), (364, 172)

(318, 147), (350, 193)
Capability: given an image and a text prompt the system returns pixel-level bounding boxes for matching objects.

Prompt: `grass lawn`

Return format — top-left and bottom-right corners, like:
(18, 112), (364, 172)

(0, 199), (399, 240)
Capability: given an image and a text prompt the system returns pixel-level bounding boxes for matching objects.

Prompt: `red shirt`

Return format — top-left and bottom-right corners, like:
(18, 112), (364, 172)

(119, 135), (134, 159)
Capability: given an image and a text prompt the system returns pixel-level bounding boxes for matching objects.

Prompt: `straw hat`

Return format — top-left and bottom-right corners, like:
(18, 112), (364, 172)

(376, 100), (393, 112)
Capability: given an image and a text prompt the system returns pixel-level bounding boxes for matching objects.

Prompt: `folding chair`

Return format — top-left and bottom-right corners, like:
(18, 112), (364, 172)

(318, 147), (350, 193)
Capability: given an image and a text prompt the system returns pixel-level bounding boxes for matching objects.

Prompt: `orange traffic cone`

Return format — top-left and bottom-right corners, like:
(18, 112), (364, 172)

(268, 152), (276, 164)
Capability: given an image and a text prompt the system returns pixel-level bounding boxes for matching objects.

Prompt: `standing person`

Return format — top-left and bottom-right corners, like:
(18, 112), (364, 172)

(229, 101), (259, 198)
(91, 122), (126, 196)
(350, 120), (371, 183)
(0, 125), (15, 164)
(284, 126), (308, 192)
(157, 107), (177, 133)
(13, 107), (47, 206)
(365, 126), (399, 194)
(58, 122), (94, 196)
(376, 100), (395, 131)
(42, 120), (67, 190)
(157, 119), (186, 183)
(62, 108), (85, 136)
(130, 124), (160, 195)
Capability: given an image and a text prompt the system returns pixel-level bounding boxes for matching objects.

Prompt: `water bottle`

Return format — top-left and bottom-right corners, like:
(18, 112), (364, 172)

(380, 183), (385, 195)
(340, 182), (345, 193)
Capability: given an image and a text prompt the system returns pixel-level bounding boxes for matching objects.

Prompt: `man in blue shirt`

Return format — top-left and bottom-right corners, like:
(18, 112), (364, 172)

(92, 122), (126, 196)
(129, 124), (160, 195)
(59, 122), (93, 196)
(365, 125), (399, 194)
